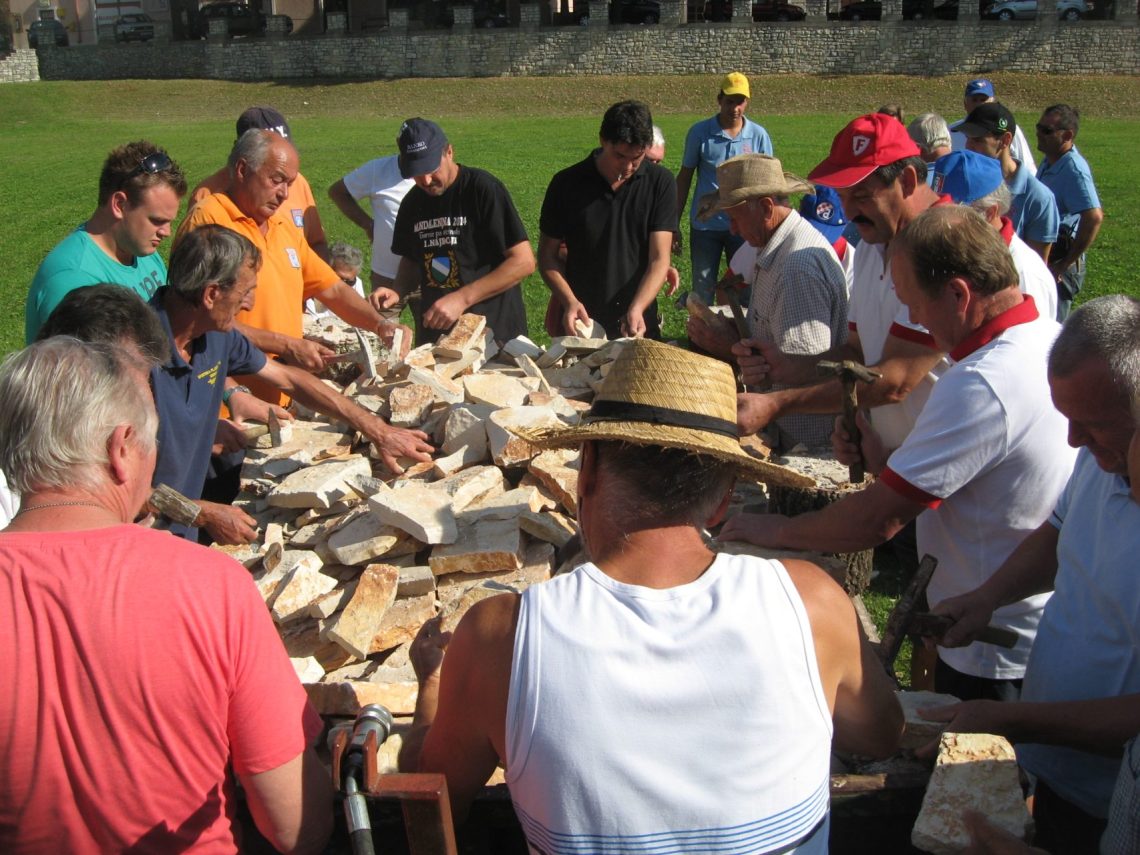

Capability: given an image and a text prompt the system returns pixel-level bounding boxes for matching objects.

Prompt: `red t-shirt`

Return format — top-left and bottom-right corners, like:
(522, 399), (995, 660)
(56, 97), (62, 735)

(0, 525), (321, 853)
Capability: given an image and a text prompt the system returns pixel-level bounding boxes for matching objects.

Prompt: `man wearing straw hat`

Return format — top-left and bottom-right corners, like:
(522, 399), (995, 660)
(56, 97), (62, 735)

(399, 338), (903, 845)
(685, 153), (848, 451)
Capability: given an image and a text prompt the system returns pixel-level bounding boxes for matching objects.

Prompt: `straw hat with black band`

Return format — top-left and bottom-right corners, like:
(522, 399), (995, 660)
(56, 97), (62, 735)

(514, 339), (812, 488)
(696, 153), (815, 222)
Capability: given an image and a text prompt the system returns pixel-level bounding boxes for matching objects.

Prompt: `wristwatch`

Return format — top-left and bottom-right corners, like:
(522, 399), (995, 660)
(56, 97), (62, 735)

(222, 384), (251, 406)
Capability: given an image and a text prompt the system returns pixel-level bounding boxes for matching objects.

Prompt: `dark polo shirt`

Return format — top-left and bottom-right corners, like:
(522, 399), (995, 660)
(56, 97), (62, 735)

(540, 151), (677, 338)
(149, 288), (266, 539)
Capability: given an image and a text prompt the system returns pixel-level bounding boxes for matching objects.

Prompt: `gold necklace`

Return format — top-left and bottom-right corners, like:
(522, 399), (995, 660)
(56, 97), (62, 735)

(15, 501), (105, 516)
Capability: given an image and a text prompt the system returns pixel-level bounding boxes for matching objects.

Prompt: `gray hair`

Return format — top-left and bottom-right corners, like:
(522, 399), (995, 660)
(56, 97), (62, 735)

(329, 241), (364, 272)
(651, 125), (666, 149)
(1049, 295), (1140, 404)
(228, 128), (276, 178)
(908, 113), (952, 153)
(168, 225), (261, 304)
(0, 338), (158, 495)
(968, 181), (1012, 218)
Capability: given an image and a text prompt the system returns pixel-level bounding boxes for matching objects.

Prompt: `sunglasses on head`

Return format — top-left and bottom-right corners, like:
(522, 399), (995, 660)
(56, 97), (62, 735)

(130, 152), (173, 177)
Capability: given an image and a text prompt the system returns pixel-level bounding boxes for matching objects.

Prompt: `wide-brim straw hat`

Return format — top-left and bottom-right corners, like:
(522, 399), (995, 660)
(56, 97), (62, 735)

(513, 339), (810, 486)
(697, 154), (815, 222)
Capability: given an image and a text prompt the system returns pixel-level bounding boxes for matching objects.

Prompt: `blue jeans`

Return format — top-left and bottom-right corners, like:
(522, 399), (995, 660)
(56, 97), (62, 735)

(690, 228), (745, 305)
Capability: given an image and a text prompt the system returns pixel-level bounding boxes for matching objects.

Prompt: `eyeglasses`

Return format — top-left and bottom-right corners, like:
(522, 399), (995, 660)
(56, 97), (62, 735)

(129, 151), (173, 177)
(1035, 124), (1059, 135)
(339, 273), (357, 286)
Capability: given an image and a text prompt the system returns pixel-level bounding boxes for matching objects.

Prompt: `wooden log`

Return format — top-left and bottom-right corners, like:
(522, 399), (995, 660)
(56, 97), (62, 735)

(765, 451), (876, 595)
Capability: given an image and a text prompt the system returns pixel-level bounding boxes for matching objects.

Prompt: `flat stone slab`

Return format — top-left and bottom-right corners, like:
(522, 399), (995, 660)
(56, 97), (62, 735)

(462, 373), (531, 409)
(369, 482), (458, 544)
(433, 313), (487, 359)
(324, 564), (400, 659)
(457, 486), (545, 523)
(366, 593), (437, 655)
(487, 406), (562, 468)
(305, 680), (419, 717)
(503, 335), (544, 360)
(389, 384), (435, 427)
(325, 512), (411, 566)
(397, 565), (436, 598)
(442, 403), (493, 456)
(272, 559), (339, 625)
(406, 365), (462, 405)
(267, 456), (373, 510)
(912, 732), (1032, 854)
(519, 509), (577, 547)
(429, 518), (523, 577)
(527, 448), (580, 513)
(433, 464), (507, 511)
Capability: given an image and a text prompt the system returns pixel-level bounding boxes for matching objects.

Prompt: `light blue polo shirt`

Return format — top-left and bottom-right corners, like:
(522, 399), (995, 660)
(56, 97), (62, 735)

(682, 115), (773, 232)
(1007, 158), (1059, 246)
(1018, 449), (1140, 818)
(1036, 146), (1101, 237)
(149, 288), (267, 540)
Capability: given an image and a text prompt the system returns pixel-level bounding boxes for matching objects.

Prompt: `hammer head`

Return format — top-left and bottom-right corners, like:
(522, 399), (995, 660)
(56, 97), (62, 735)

(816, 359), (881, 384)
(713, 272), (748, 300)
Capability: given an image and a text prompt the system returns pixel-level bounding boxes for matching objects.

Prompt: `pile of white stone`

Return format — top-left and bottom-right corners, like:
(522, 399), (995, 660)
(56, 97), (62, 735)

(213, 314), (627, 721)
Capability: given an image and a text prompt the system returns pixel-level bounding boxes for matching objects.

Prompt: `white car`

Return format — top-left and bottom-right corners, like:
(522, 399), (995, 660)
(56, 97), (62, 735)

(982, 0), (1090, 19)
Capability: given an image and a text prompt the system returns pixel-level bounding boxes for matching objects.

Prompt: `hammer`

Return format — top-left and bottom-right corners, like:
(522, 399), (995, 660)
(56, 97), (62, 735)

(713, 271), (751, 343)
(816, 359), (881, 484)
(715, 271), (774, 393)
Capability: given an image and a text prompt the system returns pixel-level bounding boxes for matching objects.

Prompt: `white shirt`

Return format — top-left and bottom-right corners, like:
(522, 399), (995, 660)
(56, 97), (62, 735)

(848, 240), (945, 452)
(1002, 217), (1058, 322)
(506, 554), (832, 855)
(341, 155), (416, 279)
(882, 301), (1076, 679)
(304, 275), (365, 318)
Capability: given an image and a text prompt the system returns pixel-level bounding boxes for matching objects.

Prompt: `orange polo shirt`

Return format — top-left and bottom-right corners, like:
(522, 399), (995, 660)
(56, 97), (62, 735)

(175, 192), (337, 405)
(190, 169), (326, 251)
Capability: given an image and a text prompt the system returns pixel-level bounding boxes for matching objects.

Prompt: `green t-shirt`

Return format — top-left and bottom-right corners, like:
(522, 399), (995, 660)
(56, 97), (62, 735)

(25, 226), (167, 343)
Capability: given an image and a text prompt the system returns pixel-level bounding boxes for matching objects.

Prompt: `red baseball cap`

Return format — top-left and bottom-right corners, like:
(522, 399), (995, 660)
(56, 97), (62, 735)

(808, 114), (922, 189)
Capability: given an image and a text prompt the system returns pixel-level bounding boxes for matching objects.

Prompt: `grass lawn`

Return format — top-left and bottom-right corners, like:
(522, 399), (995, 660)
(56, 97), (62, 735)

(2, 74), (1137, 680)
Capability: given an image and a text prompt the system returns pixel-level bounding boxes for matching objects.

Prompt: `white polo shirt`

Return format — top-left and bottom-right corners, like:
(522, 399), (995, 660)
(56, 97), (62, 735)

(847, 239), (944, 452)
(880, 297), (1077, 679)
(1001, 217), (1058, 322)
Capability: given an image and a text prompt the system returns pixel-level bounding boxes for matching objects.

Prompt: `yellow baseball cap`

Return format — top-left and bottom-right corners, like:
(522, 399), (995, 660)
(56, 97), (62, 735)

(720, 72), (750, 99)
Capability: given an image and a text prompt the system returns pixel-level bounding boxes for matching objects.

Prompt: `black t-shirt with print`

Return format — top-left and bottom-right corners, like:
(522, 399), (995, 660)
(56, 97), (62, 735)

(393, 165), (529, 344)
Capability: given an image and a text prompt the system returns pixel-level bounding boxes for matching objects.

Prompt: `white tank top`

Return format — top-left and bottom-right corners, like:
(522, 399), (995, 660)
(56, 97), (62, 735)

(505, 553), (834, 855)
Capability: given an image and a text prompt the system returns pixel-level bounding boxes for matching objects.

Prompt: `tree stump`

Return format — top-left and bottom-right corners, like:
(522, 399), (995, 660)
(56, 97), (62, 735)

(765, 451), (876, 595)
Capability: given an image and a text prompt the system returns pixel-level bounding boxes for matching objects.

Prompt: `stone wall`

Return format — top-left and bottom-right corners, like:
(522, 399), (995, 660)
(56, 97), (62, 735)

(29, 17), (1140, 81)
(0, 47), (39, 82)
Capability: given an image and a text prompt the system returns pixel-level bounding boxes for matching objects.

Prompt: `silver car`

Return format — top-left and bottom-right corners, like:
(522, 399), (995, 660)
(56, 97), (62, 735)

(983, 0), (1090, 19)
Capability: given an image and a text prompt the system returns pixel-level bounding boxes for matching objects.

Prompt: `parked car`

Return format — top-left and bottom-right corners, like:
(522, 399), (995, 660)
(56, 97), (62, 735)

(694, 0), (807, 19)
(114, 12), (156, 41)
(28, 19), (68, 47)
(838, 0), (958, 18)
(751, 0), (807, 19)
(982, 0), (1090, 18)
(190, 2), (292, 38)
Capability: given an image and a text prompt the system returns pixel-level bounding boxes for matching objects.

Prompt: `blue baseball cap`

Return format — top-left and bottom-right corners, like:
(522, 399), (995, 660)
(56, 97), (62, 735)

(397, 118), (449, 179)
(931, 150), (1003, 204)
(798, 185), (848, 243)
(964, 78), (995, 99)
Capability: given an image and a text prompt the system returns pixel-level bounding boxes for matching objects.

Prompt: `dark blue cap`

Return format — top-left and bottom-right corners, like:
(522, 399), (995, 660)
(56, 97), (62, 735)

(799, 184), (849, 244)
